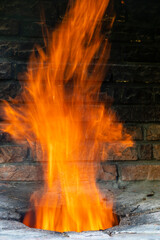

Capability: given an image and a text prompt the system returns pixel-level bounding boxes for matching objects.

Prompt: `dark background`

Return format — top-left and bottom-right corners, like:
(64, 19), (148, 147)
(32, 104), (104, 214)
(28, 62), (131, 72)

(0, 0), (160, 120)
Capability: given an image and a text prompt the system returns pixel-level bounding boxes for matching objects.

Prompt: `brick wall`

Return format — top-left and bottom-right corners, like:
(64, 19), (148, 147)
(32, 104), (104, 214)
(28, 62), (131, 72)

(0, 0), (160, 183)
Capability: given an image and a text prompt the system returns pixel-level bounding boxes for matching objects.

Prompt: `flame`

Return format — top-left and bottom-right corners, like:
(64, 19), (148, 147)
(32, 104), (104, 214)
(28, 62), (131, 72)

(1, 0), (133, 232)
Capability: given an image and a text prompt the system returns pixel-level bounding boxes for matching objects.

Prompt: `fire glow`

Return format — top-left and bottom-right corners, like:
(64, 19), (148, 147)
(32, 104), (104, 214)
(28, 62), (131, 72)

(1, 0), (133, 232)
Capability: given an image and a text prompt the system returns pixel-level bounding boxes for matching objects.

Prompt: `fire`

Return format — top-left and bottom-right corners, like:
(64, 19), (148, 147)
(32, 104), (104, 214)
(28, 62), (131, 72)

(1, 0), (133, 232)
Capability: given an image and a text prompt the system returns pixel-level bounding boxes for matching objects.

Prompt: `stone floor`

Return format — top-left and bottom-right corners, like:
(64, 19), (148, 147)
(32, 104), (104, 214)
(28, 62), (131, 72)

(0, 180), (160, 239)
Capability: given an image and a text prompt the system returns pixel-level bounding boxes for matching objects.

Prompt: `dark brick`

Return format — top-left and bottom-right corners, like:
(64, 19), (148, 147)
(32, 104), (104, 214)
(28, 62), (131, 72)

(154, 106), (160, 121)
(0, 124), (12, 144)
(105, 64), (160, 83)
(0, 19), (19, 36)
(130, 106), (155, 123)
(0, 41), (43, 60)
(0, 63), (12, 80)
(139, 144), (152, 160)
(155, 88), (160, 104)
(0, 131), (12, 144)
(109, 42), (160, 63)
(118, 106), (144, 122)
(15, 41), (43, 60)
(124, 0), (160, 28)
(153, 144), (160, 160)
(113, 106), (132, 122)
(0, 0), (67, 20)
(0, 0), (42, 19)
(125, 125), (143, 140)
(146, 124), (160, 140)
(133, 65), (160, 83)
(144, 107), (156, 122)
(114, 88), (153, 104)
(21, 21), (43, 38)
(0, 145), (28, 163)
(0, 104), (6, 121)
(109, 43), (123, 63)
(0, 81), (21, 100)
(20, 18), (64, 38)
(15, 63), (28, 81)
(155, 28), (160, 42)
(122, 44), (160, 62)
(0, 42), (18, 59)
(125, 88), (152, 104)
(111, 23), (155, 43)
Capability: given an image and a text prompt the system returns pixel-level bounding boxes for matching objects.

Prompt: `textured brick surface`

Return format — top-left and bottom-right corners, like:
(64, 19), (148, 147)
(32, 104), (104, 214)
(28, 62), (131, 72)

(126, 126), (143, 140)
(0, 145), (28, 163)
(121, 165), (160, 181)
(0, 63), (12, 80)
(139, 144), (152, 160)
(0, 41), (43, 60)
(98, 164), (117, 181)
(146, 125), (160, 140)
(106, 146), (138, 161)
(0, 164), (42, 181)
(153, 144), (160, 160)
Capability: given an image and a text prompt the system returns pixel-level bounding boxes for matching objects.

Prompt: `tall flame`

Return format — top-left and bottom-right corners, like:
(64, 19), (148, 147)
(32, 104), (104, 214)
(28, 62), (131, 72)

(1, 0), (133, 232)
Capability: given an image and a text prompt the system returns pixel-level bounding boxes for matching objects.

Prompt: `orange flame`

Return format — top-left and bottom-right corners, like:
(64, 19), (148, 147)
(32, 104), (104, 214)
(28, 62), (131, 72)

(1, 0), (133, 232)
